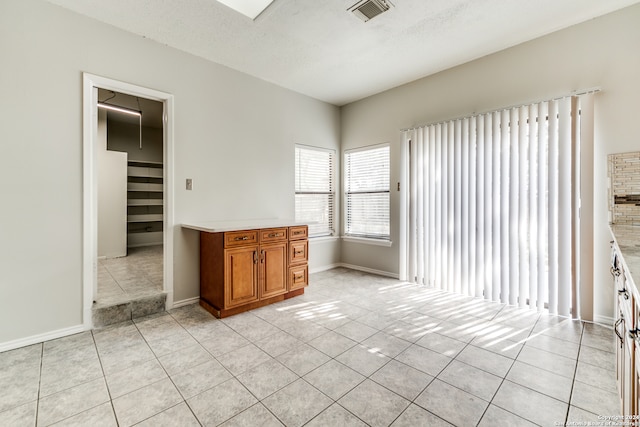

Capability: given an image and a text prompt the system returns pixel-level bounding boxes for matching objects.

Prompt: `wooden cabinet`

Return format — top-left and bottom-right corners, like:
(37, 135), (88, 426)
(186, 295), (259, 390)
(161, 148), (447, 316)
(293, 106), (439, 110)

(200, 225), (308, 318)
(611, 226), (640, 419)
(613, 241), (637, 417)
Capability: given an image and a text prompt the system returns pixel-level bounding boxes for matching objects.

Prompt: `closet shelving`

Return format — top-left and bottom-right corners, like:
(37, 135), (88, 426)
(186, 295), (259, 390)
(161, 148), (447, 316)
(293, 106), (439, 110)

(127, 160), (163, 247)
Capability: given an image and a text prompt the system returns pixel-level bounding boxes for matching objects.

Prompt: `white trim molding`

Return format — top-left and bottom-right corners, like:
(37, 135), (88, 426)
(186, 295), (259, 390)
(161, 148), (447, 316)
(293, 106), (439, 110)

(172, 297), (200, 309)
(338, 263), (399, 279)
(82, 73), (175, 327)
(309, 263), (342, 274)
(341, 236), (393, 247)
(593, 315), (615, 327)
(0, 324), (85, 353)
(309, 235), (340, 243)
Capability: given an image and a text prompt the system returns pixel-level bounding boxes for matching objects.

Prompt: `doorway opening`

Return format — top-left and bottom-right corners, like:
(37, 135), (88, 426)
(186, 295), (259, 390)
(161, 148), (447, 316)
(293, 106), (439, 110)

(83, 74), (174, 329)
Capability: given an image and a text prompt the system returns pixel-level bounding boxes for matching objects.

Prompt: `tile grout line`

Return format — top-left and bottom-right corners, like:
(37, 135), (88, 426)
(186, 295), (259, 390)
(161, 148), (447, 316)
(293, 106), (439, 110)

(384, 303), (509, 426)
(471, 307), (539, 426)
(34, 343), (44, 427)
(141, 311), (211, 425)
(90, 330), (119, 426)
(164, 309), (295, 426)
(564, 321), (585, 426)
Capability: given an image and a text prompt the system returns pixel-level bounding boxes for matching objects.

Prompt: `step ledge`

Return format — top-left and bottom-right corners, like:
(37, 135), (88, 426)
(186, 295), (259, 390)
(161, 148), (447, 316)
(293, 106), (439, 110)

(92, 293), (167, 328)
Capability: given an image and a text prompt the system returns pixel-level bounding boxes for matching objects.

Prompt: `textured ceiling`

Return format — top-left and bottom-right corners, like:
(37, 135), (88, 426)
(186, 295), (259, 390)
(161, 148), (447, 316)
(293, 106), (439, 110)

(48, 0), (639, 106)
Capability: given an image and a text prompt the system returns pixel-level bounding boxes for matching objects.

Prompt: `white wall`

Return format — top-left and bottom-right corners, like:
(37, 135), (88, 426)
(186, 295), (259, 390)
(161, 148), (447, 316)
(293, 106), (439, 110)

(341, 4), (640, 322)
(0, 0), (340, 346)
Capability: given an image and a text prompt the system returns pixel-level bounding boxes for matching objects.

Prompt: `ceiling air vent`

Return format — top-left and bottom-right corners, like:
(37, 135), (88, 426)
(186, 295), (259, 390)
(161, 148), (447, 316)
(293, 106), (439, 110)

(349, 0), (392, 22)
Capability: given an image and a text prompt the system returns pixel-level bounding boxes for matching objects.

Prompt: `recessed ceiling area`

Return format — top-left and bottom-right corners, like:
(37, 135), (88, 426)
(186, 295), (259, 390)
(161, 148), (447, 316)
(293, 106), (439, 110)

(98, 89), (163, 129)
(215, 0), (274, 20)
(47, 0), (640, 106)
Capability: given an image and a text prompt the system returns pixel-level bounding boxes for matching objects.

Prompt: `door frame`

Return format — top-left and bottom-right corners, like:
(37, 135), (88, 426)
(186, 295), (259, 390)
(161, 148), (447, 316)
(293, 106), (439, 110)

(82, 73), (175, 330)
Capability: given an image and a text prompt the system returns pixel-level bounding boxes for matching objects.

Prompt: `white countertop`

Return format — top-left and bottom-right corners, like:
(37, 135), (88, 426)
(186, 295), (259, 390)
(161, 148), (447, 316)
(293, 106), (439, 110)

(610, 225), (640, 290)
(182, 219), (306, 233)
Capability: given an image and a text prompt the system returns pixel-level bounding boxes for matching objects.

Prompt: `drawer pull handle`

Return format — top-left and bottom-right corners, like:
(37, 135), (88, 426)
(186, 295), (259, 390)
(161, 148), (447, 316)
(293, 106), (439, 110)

(615, 317), (624, 346)
(234, 236), (250, 241)
(294, 250), (304, 255)
(293, 231), (303, 235)
(294, 275), (303, 281)
(268, 233), (282, 238)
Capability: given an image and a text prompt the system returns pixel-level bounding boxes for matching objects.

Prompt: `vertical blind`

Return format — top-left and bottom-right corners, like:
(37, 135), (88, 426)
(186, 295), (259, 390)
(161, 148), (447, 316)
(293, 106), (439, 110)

(295, 145), (335, 237)
(345, 144), (390, 239)
(404, 95), (594, 316)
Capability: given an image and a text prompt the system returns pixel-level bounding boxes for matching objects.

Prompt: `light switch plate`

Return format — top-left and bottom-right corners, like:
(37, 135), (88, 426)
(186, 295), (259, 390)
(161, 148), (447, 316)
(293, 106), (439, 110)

(186, 178), (193, 191)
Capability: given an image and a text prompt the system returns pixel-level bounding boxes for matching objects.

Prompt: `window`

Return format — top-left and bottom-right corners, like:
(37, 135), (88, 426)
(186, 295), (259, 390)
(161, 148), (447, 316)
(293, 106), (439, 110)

(403, 94), (595, 317)
(344, 144), (390, 240)
(295, 145), (335, 237)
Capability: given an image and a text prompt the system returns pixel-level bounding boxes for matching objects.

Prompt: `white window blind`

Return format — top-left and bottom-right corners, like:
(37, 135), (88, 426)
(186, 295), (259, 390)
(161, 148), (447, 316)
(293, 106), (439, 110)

(404, 94), (595, 317)
(345, 144), (390, 239)
(295, 145), (335, 237)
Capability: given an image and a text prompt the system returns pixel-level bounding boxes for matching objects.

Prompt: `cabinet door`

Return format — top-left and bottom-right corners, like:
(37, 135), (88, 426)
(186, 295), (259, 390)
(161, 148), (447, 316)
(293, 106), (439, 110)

(636, 337), (640, 417)
(224, 246), (259, 308)
(616, 309), (626, 398)
(624, 337), (635, 416)
(259, 243), (287, 299)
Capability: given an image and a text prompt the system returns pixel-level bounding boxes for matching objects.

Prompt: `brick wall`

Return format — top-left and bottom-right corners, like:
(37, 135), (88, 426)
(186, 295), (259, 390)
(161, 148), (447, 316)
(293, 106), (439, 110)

(608, 151), (640, 225)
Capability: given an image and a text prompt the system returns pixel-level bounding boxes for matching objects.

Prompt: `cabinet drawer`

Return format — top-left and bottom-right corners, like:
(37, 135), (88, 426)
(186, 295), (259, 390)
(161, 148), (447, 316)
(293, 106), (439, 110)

(289, 240), (308, 265)
(289, 265), (308, 291)
(260, 227), (288, 243)
(224, 230), (258, 248)
(289, 226), (308, 240)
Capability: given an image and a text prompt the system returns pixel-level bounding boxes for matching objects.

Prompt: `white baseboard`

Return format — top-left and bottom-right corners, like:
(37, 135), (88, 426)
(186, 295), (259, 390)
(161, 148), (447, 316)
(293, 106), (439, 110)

(593, 315), (615, 326)
(172, 296), (200, 308)
(338, 263), (399, 279)
(309, 263), (341, 274)
(164, 290), (174, 310)
(0, 324), (86, 353)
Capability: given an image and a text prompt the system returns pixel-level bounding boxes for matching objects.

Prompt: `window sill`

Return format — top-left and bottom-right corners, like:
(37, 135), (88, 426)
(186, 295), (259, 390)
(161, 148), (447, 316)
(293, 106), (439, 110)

(341, 236), (392, 247)
(309, 235), (339, 243)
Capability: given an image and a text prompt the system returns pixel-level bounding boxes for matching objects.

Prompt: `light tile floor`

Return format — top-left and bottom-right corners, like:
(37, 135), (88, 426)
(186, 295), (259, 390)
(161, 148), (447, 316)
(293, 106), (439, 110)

(0, 268), (619, 426)
(97, 245), (163, 306)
